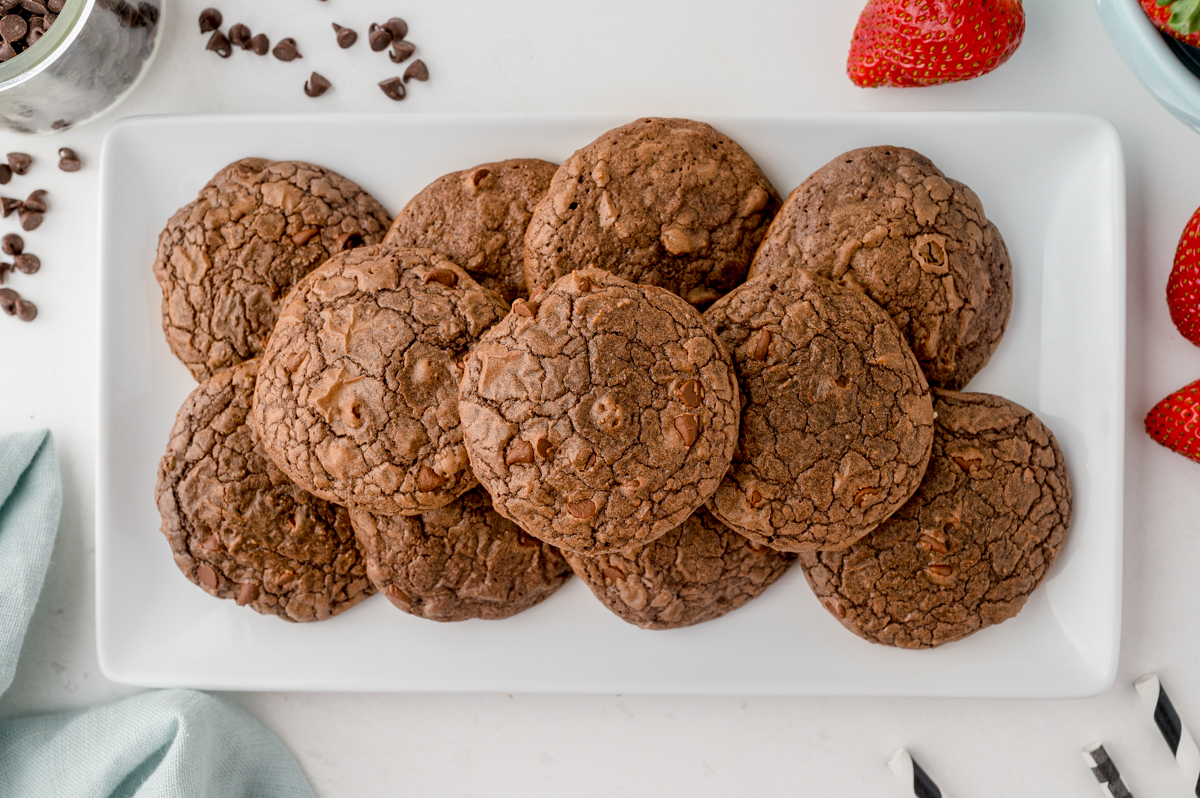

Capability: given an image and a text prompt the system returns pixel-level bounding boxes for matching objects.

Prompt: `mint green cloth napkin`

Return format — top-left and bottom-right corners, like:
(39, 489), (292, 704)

(0, 430), (317, 798)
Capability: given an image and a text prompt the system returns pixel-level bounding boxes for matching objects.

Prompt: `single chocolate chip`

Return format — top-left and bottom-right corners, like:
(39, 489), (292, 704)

(272, 37), (300, 61)
(46, 0), (61, 10)
(0, 197), (20, 217)
(7, 152), (30, 175)
(0, 164), (9, 184)
(422, 267), (458, 287)
(331, 22), (356, 48)
(196, 563), (218, 590)
(248, 32), (268, 55)
(14, 253), (38, 274)
(333, 231), (363, 251)
(534, 437), (554, 460)
(25, 26), (41, 45)
(291, 227), (320, 245)
(18, 210), (41, 231)
(381, 17), (407, 39)
(516, 531), (540, 548)
(529, 286), (545, 302)
(512, 299), (535, 318)
(403, 58), (428, 82)
(20, 0), (45, 14)
(22, 190), (45, 213)
(0, 14), (26, 42)
(235, 582), (259, 606)
(304, 71), (330, 97)
(505, 439), (534, 466)
(0, 41), (14, 61)
(198, 7), (221, 33)
(749, 328), (771, 361)
(368, 24), (391, 51)
(378, 76), (405, 100)
(206, 29), (231, 57)
(57, 148), (80, 172)
(566, 499), (597, 520)
(15, 297), (35, 321)
(417, 466), (446, 492)
(0, 262), (9, 284)
(0, 286), (16, 314)
(389, 39), (415, 63)
(3, 233), (22, 255)
(228, 22), (250, 49)
(679, 379), (702, 407)
(674, 414), (699, 447)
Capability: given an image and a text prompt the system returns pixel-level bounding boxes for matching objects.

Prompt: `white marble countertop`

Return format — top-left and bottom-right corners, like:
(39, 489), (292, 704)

(3, 0), (1200, 794)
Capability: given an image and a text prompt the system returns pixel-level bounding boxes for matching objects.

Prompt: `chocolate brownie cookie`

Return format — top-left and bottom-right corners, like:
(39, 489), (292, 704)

(156, 359), (373, 622)
(154, 158), (392, 382)
(749, 146), (1012, 390)
(252, 245), (510, 515)
(459, 267), (740, 555)
(799, 390), (1072, 649)
(524, 117), (781, 306)
(565, 507), (794, 630)
(384, 159), (558, 304)
(704, 269), (935, 552)
(350, 488), (572, 622)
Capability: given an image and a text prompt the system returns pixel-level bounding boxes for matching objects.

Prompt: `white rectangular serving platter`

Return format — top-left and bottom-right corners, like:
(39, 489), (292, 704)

(97, 113), (1125, 697)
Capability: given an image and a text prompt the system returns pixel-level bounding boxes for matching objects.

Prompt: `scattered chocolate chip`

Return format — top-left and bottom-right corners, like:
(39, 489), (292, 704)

(272, 37), (300, 61)
(389, 39), (415, 63)
(304, 71), (330, 97)
(679, 379), (702, 407)
(333, 231), (363, 251)
(7, 152), (30, 175)
(18, 211), (40, 230)
(198, 7), (221, 33)
(381, 17), (407, 39)
(0, 164), (9, 184)
(291, 227), (320, 245)
(248, 32), (268, 55)
(368, 22), (391, 51)
(403, 58), (428, 83)
(2, 233), (21, 255)
(22, 189), (45, 213)
(56, 147), (80, 172)
(14, 253), (38, 274)
(228, 22), (250, 49)
(0, 286), (16, 314)
(505, 439), (534, 466)
(378, 76), (405, 100)
(14, 296), (34, 321)
(422, 267), (458, 287)
(0, 14), (26, 42)
(0, 262), (9, 283)
(0, 197), (20, 217)
(331, 22), (356, 48)
(206, 28), (231, 58)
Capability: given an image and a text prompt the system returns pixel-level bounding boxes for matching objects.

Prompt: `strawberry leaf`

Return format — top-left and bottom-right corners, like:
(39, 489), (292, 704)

(1168, 0), (1200, 35)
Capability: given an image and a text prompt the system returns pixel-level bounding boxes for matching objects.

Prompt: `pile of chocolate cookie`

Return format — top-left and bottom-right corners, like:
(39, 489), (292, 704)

(153, 118), (1072, 649)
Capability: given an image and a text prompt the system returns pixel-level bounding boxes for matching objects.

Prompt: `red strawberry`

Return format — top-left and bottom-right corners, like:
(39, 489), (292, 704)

(847, 0), (1025, 88)
(1146, 378), (1200, 464)
(1139, 0), (1200, 48)
(1169, 205), (1200, 347)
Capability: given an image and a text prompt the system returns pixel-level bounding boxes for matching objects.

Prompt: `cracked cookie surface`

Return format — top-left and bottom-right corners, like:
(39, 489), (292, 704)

(350, 487), (572, 622)
(704, 269), (934, 552)
(154, 158), (392, 382)
(459, 267), (740, 555)
(524, 117), (781, 307)
(156, 359), (374, 622)
(798, 390), (1072, 649)
(253, 245), (510, 515)
(748, 146), (1012, 390)
(384, 159), (557, 304)
(565, 506), (794, 630)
